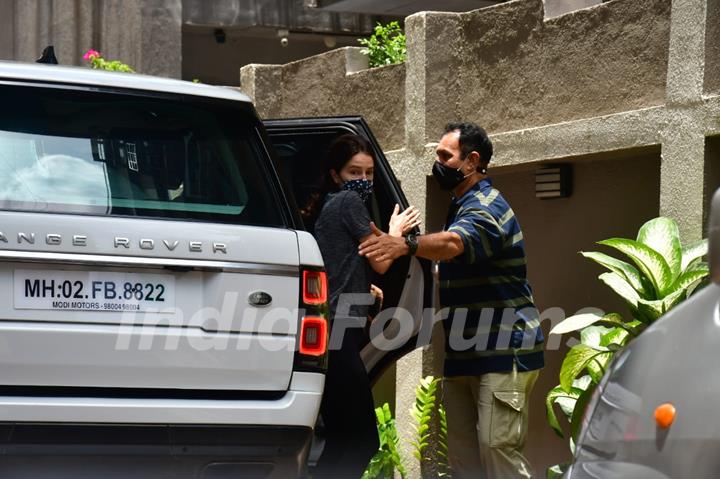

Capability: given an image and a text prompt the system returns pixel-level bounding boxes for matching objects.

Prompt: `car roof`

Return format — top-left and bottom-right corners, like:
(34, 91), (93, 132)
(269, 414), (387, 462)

(0, 60), (252, 103)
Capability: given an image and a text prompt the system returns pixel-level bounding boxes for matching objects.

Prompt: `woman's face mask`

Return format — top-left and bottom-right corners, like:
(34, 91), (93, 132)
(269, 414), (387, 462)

(342, 178), (374, 202)
(335, 151), (375, 202)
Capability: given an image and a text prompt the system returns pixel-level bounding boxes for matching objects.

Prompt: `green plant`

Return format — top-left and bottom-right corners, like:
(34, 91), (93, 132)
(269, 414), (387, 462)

(545, 217), (709, 477)
(363, 376), (451, 478)
(83, 49), (135, 73)
(437, 402), (451, 478)
(362, 403), (406, 479)
(358, 21), (407, 68)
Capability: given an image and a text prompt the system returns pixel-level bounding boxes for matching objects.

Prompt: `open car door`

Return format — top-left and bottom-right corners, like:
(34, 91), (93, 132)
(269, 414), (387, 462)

(263, 117), (433, 383)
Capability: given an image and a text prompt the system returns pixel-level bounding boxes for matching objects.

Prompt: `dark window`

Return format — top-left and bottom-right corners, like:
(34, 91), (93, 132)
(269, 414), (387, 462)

(0, 84), (286, 227)
(268, 128), (396, 234)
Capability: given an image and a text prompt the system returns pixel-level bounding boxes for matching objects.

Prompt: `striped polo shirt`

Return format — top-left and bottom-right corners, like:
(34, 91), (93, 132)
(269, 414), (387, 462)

(439, 178), (544, 377)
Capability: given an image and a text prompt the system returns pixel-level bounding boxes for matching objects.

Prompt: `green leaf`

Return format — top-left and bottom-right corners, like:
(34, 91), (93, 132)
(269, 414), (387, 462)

(637, 298), (664, 322)
(560, 344), (612, 392)
(570, 382), (596, 442)
(547, 463), (570, 479)
(580, 325), (612, 348)
(581, 251), (651, 298)
(555, 375), (592, 419)
(687, 260), (709, 272)
(670, 268), (710, 296)
(681, 239), (708, 272)
(550, 312), (604, 335)
(595, 313), (641, 336)
(688, 277), (710, 297)
(637, 217), (682, 282)
(662, 287), (687, 312)
(546, 385), (582, 438)
(599, 238), (674, 297)
(586, 351), (612, 383)
(598, 272), (640, 312)
(600, 326), (632, 348)
(573, 375), (594, 391)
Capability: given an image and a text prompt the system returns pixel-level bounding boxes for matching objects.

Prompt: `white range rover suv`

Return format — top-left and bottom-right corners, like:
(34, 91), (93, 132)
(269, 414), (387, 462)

(0, 61), (430, 478)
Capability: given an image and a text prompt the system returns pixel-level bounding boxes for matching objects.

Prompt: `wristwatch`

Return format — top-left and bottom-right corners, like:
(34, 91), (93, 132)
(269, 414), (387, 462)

(405, 233), (419, 256)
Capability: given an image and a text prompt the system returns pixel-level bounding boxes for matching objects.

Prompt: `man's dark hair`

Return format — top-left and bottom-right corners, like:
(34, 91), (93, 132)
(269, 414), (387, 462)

(444, 122), (493, 170)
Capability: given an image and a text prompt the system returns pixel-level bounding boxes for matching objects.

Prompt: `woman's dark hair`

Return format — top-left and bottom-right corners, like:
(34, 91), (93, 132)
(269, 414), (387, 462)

(300, 134), (375, 224)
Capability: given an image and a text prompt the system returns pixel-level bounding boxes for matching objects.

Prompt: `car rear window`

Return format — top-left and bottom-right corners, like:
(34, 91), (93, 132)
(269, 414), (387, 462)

(0, 83), (286, 226)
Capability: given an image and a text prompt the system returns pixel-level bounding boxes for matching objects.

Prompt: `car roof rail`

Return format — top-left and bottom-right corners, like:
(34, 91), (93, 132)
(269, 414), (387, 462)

(710, 188), (720, 283)
(36, 46), (59, 65)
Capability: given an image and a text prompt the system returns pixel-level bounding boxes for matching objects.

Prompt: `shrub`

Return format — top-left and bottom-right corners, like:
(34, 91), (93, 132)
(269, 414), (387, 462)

(358, 21), (407, 68)
(545, 217), (708, 477)
(83, 49), (135, 73)
(363, 376), (451, 478)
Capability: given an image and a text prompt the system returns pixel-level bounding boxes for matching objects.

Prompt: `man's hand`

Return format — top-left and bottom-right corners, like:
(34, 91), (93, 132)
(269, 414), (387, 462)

(359, 222), (408, 262)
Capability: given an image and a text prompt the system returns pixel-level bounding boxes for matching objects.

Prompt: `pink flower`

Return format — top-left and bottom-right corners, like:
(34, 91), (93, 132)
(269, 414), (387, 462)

(83, 49), (101, 61)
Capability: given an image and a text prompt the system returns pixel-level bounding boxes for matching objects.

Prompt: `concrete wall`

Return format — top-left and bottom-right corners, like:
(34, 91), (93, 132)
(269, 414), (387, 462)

(423, 0), (672, 137)
(241, 48), (406, 150)
(0, 0), (182, 78)
(706, 0), (720, 94)
(492, 151), (661, 474)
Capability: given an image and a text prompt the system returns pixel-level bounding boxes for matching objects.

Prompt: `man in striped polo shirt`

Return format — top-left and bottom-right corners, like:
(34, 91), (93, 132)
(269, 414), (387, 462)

(359, 122), (544, 478)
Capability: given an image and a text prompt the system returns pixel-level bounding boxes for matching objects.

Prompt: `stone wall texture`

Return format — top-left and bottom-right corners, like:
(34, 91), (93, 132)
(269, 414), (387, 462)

(0, 0), (182, 78)
(452, 0), (671, 135)
(706, 0), (720, 94)
(241, 48), (406, 151)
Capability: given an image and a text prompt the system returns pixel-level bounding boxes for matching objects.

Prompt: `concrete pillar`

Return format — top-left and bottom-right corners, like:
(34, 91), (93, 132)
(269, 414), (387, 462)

(394, 11), (464, 478)
(0, 0), (15, 60)
(660, 0), (708, 241)
(13, 0), (43, 62)
(666, 0), (706, 105)
(139, 0), (182, 78)
(52, 0), (80, 65)
(76, 0), (97, 65)
(98, 0), (182, 78)
(240, 64), (284, 118)
(404, 11), (462, 153)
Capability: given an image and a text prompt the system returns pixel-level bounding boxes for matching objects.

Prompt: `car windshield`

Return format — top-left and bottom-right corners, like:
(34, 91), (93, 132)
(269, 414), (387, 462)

(0, 84), (285, 226)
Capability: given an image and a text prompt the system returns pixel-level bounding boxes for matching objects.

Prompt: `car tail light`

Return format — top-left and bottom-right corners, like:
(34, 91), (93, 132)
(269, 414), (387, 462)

(294, 267), (329, 373)
(299, 316), (328, 357)
(303, 270), (327, 305)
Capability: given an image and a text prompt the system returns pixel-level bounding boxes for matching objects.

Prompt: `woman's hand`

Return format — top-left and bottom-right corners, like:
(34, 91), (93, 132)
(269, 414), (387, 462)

(388, 204), (421, 237)
(369, 284), (384, 318)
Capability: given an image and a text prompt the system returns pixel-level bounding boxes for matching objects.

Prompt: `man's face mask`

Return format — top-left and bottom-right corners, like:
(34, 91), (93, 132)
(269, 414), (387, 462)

(342, 178), (374, 202)
(432, 156), (472, 191)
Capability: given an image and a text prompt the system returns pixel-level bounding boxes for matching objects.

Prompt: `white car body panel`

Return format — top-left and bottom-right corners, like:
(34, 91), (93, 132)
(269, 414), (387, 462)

(0, 372), (324, 427)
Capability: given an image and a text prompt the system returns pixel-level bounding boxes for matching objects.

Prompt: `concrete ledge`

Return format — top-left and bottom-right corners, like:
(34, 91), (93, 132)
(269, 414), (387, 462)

(241, 47), (406, 150)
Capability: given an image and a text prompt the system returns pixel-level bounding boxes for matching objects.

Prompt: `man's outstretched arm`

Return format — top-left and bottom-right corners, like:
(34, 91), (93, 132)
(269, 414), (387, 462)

(358, 223), (464, 262)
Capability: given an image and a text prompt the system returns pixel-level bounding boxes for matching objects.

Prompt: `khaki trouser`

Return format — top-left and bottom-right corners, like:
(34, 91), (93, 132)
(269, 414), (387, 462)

(442, 365), (539, 479)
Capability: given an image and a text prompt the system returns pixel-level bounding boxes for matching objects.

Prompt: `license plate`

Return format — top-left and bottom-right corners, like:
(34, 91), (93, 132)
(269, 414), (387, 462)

(14, 269), (175, 312)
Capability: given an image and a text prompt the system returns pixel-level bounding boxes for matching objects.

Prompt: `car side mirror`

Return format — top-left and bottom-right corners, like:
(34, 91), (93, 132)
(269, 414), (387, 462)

(710, 188), (720, 284)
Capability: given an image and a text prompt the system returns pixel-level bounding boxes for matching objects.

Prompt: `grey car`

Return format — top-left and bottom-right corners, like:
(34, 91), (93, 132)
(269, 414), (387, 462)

(567, 190), (720, 479)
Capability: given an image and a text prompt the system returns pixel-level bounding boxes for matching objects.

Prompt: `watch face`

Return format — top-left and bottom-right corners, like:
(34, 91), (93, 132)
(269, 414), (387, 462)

(406, 234), (418, 255)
